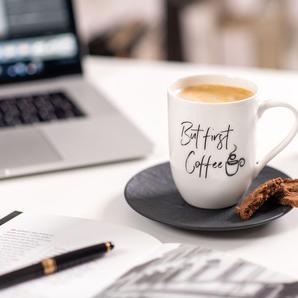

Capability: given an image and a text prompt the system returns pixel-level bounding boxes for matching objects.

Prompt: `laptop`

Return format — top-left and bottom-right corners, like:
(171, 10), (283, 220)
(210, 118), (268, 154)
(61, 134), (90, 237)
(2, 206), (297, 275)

(0, 0), (152, 178)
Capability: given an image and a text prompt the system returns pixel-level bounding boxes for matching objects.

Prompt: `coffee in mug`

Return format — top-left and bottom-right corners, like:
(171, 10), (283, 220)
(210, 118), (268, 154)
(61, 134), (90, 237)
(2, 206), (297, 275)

(168, 75), (298, 209)
(178, 84), (254, 103)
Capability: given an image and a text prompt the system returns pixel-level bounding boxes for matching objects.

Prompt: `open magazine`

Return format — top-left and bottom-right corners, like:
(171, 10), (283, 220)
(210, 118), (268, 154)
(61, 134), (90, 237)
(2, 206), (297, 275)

(0, 210), (297, 298)
(98, 244), (298, 298)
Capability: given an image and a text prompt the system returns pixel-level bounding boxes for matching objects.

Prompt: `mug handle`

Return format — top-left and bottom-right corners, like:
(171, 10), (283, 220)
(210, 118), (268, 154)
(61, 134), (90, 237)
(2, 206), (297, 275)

(254, 100), (298, 178)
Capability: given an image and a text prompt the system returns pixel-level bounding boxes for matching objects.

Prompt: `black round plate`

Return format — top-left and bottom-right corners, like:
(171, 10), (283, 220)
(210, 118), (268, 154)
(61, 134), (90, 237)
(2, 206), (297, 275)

(124, 162), (292, 231)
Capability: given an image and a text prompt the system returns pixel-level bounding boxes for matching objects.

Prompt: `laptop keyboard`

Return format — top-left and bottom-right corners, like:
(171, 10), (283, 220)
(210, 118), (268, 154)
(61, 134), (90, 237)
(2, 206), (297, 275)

(0, 91), (85, 127)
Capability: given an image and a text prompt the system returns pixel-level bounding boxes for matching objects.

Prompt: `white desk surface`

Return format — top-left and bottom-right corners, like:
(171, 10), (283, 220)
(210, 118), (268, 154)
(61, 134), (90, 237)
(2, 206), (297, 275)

(2, 56), (298, 277)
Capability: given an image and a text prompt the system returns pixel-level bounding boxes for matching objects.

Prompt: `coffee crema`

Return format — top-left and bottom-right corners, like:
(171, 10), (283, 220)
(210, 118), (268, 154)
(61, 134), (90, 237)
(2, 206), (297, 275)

(178, 84), (254, 103)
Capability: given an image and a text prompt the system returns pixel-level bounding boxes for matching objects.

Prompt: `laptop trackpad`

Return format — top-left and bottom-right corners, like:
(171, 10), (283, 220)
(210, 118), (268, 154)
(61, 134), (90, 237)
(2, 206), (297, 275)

(0, 129), (61, 170)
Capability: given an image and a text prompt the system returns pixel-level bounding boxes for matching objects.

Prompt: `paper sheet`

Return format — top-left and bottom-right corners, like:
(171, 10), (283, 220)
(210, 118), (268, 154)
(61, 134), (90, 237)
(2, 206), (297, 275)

(98, 244), (297, 298)
(0, 211), (161, 298)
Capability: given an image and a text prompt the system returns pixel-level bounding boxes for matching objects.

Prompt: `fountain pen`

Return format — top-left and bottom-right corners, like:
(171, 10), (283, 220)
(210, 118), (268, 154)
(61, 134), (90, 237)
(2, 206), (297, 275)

(0, 241), (114, 290)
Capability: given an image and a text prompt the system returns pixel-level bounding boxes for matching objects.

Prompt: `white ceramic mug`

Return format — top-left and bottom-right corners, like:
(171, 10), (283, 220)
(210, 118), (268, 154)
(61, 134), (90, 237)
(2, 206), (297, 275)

(168, 75), (298, 209)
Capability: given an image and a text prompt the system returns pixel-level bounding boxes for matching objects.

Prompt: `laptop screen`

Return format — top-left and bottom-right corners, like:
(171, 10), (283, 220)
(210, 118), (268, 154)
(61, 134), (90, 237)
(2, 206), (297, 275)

(0, 0), (82, 84)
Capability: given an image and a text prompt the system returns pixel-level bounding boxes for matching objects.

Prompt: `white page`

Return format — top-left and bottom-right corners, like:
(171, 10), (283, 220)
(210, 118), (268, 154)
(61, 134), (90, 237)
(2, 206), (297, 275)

(0, 211), (161, 298)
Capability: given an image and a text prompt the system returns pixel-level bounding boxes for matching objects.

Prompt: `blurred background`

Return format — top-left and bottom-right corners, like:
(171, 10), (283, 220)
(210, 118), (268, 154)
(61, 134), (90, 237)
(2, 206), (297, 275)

(74, 0), (298, 70)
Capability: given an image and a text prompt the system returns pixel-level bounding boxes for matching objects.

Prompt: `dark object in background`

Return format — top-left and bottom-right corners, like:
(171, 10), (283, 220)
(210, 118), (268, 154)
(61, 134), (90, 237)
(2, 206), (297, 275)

(165, 0), (186, 61)
(88, 21), (147, 57)
(165, 0), (200, 61)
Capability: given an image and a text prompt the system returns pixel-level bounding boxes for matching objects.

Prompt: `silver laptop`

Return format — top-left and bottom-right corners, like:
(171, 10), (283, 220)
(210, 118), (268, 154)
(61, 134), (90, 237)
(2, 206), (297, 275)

(0, 0), (152, 178)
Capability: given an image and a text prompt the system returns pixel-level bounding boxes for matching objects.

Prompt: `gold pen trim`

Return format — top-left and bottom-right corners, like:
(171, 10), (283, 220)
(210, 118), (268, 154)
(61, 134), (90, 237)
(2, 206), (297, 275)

(42, 258), (57, 275)
(105, 242), (112, 253)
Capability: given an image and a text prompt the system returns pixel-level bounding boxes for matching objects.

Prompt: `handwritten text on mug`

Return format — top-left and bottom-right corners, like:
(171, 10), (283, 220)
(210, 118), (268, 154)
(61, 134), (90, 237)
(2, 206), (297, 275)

(180, 121), (246, 178)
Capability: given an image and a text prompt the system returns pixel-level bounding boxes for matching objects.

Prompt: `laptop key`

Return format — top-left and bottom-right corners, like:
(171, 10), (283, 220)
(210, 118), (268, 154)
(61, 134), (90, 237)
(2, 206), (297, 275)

(0, 101), (14, 113)
(4, 115), (22, 127)
(21, 114), (40, 124)
(0, 91), (85, 128)
(38, 110), (57, 122)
